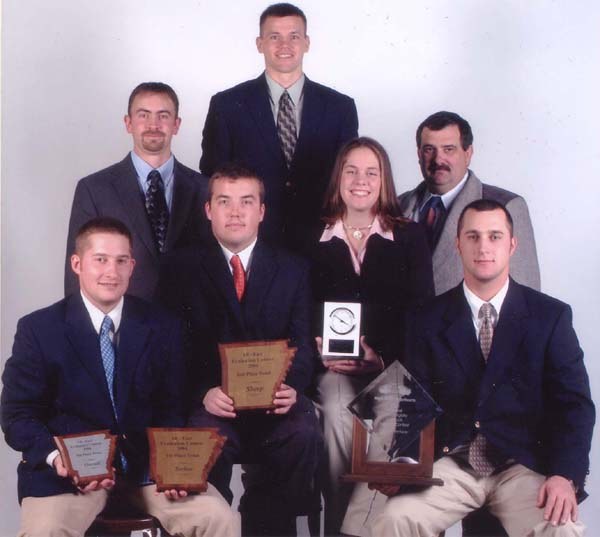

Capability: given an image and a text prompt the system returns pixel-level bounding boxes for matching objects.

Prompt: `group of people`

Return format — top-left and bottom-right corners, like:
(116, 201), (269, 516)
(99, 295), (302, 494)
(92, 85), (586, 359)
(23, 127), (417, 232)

(1, 3), (595, 537)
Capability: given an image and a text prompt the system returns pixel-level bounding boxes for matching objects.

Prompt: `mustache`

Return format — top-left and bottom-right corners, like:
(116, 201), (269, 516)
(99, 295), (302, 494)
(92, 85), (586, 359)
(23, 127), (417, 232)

(428, 162), (451, 173)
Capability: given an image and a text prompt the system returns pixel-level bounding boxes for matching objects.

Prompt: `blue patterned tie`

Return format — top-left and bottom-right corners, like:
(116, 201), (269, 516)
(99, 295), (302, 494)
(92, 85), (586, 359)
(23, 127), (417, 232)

(100, 315), (128, 471)
(145, 170), (169, 253)
(277, 90), (297, 167)
(100, 316), (117, 415)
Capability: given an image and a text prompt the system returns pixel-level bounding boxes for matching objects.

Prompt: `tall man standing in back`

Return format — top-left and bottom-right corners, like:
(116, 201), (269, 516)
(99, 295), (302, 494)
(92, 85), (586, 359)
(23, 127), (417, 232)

(398, 111), (540, 295)
(200, 3), (358, 252)
(65, 82), (209, 301)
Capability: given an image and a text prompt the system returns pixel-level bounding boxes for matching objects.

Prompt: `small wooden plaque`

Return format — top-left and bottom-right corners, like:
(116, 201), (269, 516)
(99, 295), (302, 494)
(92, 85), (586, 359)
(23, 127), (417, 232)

(219, 339), (296, 410)
(147, 428), (226, 492)
(54, 430), (116, 485)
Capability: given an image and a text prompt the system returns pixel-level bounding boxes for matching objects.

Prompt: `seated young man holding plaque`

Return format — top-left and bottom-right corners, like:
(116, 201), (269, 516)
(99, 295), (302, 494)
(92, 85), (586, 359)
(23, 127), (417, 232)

(1, 217), (237, 537)
(157, 164), (323, 537)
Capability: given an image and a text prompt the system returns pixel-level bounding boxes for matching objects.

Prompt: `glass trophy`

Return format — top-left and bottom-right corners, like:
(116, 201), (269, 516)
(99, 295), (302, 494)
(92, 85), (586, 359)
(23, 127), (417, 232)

(341, 360), (444, 486)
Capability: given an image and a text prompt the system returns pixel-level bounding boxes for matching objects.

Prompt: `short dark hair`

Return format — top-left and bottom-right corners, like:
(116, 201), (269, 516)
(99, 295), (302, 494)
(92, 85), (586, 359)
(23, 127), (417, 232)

(127, 82), (179, 117)
(74, 217), (133, 255)
(259, 3), (307, 34)
(416, 111), (473, 150)
(457, 199), (514, 237)
(207, 163), (266, 203)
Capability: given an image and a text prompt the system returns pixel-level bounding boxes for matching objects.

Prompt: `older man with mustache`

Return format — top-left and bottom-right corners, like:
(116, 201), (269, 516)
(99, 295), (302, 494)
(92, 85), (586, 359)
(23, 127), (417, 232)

(397, 111), (540, 296)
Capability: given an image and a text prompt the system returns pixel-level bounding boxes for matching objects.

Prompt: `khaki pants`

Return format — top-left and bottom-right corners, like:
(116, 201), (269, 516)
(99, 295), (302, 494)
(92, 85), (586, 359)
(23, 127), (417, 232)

(19, 482), (240, 537)
(372, 457), (585, 537)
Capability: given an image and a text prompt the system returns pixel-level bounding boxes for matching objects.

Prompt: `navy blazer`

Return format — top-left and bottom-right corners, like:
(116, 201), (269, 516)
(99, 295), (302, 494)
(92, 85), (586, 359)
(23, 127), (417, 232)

(157, 239), (317, 403)
(406, 280), (595, 496)
(0, 294), (185, 502)
(310, 221), (434, 365)
(65, 154), (210, 301)
(200, 74), (358, 252)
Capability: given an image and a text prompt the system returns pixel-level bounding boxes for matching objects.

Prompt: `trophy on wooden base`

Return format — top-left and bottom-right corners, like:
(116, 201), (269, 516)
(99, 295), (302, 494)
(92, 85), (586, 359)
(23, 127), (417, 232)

(341, 361), (444, 486)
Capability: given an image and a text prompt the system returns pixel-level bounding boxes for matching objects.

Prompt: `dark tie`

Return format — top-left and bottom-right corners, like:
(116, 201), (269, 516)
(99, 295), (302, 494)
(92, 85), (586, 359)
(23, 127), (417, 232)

(277, 90), (297, 167)
(468, 302), (496, 476)
(230, 255), (246, 301)
(419, 195), (446, 249)
(99, 316), (117, 416)
(145, 170), (169, 253)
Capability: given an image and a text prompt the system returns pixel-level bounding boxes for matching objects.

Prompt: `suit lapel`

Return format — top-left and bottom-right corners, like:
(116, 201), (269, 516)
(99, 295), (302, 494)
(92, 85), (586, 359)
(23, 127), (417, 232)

(109, 155), (158, 259)
(166, 160), (194, 249)
(245, 75), (284, 162)
(478, 280), (529, 403)
(64, 295), (115, 418)
(441, 287), (483, 387)
(398, 183), (425, 219)
(432, 172), (482, 272)
(292, 78), (324, 168)
(243, 241), (277, 329)
(114, 298), (151, 420)
(200, 243), (246, 330)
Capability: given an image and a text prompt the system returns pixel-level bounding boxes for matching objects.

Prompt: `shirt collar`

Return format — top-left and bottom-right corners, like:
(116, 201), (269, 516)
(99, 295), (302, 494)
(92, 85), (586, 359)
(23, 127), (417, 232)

(130, 150), (175, 189)
(265, 72), (305, 107)
(219, 239), (257, 273)
(420, 170), (469, 212)
(463, 277), (510, 327)
(80, 291), (124, 334)
(320, 217), (393, 243)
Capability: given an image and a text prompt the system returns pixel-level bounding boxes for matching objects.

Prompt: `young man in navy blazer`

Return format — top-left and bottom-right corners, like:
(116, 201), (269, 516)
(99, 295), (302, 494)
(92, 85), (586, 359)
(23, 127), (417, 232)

(65, 82), (209, 301)
(200, 3), (358, 253)
(157, 164), (322, 536)
(2, 217), (237, 537)
(372, 200), (594, 537)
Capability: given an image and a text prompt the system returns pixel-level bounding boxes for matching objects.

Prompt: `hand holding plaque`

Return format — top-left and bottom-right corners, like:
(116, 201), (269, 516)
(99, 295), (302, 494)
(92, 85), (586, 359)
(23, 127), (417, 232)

(148, 428), (226, 492)
(54, 430), (117, 486)
(219, 339), (296, 410)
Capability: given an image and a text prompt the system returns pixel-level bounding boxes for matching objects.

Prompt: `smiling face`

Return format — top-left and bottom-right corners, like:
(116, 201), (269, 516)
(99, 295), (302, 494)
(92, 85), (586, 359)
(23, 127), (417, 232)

(206, 177), (265, 253)
(256, 15), (309, 83)
(124, 91), (181, 162)
(339, 146), (382, 217)
(71, 232), (135, 313)
(418, 125), (473, 195)
(457, 208), (516, 295)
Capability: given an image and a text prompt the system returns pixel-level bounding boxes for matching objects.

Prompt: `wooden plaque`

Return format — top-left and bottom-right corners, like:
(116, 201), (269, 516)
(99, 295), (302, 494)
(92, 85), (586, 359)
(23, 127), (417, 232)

(54, 430), (116, 485)
(147, 428), (226, 492)
(341, 416), (443, 486)
(219, 339), (296, 410)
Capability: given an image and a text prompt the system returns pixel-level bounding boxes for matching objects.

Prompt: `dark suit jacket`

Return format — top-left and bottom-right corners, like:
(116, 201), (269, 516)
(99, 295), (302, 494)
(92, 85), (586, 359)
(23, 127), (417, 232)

(398, 171), (541, 295)
(200, 74), (358, 252)
(65, 154), (209, 301)
(406, 280), (595, 496)
(310, 221), (434, 366)
(0, 294), (184, 502)
(157, 239), (317, 403)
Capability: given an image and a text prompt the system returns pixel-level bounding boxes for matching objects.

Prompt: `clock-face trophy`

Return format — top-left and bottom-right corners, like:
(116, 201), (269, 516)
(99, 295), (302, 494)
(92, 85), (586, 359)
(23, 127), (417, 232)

(323, 302), (362, 358)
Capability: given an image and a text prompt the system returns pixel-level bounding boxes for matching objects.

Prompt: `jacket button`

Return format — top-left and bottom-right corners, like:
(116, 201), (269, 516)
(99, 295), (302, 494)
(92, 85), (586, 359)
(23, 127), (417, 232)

(442, 446), (450, 454)
(285, 181), (292, 188)
(474, 421), (481, 429)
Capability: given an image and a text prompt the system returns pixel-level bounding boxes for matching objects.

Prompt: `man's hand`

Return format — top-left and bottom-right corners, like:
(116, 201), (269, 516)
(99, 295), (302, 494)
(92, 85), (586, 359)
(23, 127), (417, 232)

(368, 482), (400, 497)
(317, 336), (384, 376)
(160, 489), (189, 500)
(53, 454), (115, 492)
(270, 383), (297, 415)
(203, 387), (236, 418)
(537, 475), (578, 526)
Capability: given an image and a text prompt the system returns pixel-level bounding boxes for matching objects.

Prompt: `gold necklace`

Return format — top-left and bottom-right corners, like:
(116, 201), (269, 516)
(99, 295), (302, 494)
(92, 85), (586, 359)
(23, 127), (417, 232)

(343, 220), (374, 240)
